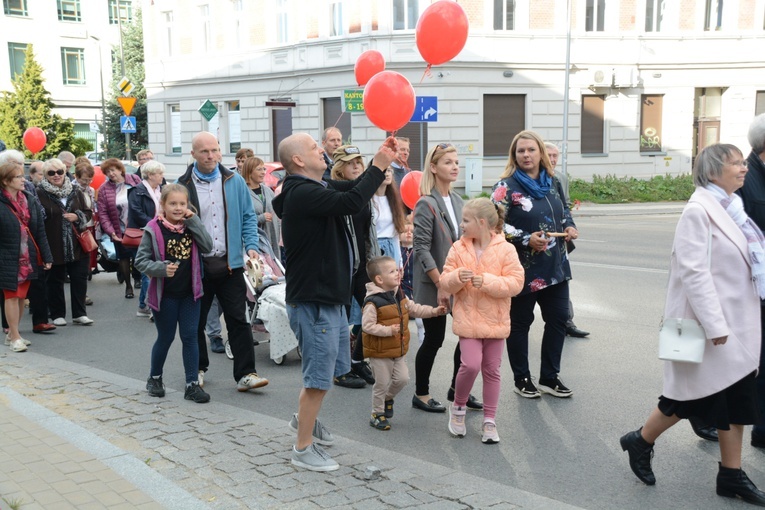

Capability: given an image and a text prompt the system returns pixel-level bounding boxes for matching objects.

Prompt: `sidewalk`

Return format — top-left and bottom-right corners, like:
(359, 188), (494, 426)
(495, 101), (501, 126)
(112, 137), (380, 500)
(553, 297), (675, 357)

(0, 352), (584, 510)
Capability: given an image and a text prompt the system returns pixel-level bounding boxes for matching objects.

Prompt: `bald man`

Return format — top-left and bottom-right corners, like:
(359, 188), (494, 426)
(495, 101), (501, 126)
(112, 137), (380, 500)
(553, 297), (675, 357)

(177, 131), (268, 395)
(273, 133), (397, 471)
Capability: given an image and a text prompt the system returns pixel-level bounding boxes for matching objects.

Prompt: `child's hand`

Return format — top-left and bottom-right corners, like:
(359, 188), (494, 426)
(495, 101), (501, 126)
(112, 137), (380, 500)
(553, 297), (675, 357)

(471, 275), (483, 289)
(165, 262), (178, 278)
(459, 269), (474, 283)
(391, 324), (401, 334)
(183, 209), (194, 219)
(434, 305), (447, 316)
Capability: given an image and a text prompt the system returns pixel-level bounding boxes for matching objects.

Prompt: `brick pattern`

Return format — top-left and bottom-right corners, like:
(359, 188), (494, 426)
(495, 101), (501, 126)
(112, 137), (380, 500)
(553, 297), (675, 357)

(463, 0), (484, 27)
(738, 0), (756, 29)
(679, 0), (697, 30)
(619, 0), (637, 31)
(530, 0), (557, 30)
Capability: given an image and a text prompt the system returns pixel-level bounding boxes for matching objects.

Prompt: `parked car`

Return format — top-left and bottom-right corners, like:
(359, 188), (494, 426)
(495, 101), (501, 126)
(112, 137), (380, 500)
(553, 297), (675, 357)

(264, 162), (285, 190)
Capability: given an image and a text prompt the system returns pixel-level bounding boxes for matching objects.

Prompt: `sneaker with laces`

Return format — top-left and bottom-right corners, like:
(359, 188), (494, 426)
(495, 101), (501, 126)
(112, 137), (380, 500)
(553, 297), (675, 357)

(198, 371), (205, 387)
(481, 421), (500, 444)
(538, 377), (573, 398)
(291, 443), (339, 472)
(288, 413), (335, 446)
(514, 377), (541, 399)
(237, 373), (269, 392)
(351, 361), (375, 384)
(184, 383), (211, 403)
(384, 399), (394, 418)
(72, 316), (94, 325)
(370, 413), (391, 430)
(448, 404), (467, 437)
(9, 338), (27, 352)
(146, 376), (165, 398)
(136, 307), (151, 317)
(333, 372), (366, 388)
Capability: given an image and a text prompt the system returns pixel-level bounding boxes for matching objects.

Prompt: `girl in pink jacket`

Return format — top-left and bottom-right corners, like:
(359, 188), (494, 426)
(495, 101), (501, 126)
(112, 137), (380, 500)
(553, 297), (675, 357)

(440, 198), (525, 443)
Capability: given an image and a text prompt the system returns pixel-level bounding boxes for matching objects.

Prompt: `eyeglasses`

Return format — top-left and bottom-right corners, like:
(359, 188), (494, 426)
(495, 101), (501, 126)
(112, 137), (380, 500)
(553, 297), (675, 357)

(47, 169), (65, 176)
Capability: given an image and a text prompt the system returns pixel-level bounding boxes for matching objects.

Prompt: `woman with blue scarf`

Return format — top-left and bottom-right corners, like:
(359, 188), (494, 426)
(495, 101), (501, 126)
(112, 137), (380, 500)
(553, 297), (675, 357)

(491, 130), (578, 400)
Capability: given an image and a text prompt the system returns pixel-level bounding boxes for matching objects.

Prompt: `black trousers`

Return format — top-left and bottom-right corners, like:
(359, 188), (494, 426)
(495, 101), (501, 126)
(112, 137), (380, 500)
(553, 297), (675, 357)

(350, 273), (368, 363)
(507, 281), (570, 382)
(47, 258), (89, 320)
(197, 267), (257, 382)
(28, 270), (49, 326)
(414, 314), (461, 396)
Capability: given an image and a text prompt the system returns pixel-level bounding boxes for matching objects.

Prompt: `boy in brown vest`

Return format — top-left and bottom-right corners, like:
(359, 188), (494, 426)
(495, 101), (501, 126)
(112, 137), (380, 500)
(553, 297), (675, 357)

(362, 256), (445, 430)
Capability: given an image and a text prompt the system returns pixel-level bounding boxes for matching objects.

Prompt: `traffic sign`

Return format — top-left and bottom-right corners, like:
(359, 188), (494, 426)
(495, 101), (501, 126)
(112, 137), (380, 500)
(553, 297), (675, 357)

(117, 96), (136, 116)
(120, 115), (136, 133)
(198, 100), (218, 121)
(89, 121), (100, 133)
(410, 96), (438, 122)
(343, 90), (364, 112)
(118, 76), (134, 97)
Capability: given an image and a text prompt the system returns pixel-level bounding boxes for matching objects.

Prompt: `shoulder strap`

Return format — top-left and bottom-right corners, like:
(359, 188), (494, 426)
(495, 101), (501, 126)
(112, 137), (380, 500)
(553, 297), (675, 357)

(4, 203), (43, 266)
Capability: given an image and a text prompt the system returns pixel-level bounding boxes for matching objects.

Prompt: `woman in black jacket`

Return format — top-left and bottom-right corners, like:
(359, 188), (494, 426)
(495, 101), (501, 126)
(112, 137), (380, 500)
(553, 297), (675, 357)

(0, 153), (52, 351)
(37, 158), (93, 327)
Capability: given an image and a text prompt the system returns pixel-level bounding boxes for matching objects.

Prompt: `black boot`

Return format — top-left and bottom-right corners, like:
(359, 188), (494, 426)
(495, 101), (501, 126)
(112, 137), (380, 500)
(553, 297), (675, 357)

(619, 428), (656, 485)
(689, 416), (718, 442)
(119, 259), (133, 298)
(717, 463), (765, 506)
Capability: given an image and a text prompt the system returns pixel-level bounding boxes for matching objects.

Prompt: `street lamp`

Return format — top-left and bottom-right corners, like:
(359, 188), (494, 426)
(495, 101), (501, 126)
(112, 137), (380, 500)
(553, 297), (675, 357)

(89, 35), (107, 156)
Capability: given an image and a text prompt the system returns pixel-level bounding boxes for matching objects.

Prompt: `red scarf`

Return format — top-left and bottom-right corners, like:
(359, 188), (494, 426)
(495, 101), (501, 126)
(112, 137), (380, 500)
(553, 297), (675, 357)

(3, 188), (33, 281)
(2, 188), (30, 225)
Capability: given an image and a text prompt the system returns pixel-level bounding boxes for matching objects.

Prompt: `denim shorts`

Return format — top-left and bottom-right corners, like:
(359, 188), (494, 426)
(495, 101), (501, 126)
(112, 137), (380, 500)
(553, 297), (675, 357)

(287, 302), (350, 390)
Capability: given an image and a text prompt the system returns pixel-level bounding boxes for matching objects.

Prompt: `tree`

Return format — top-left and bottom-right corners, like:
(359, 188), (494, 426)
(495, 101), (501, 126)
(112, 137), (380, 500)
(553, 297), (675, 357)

(103, 7), (147, 159)
(0, 45), (75, 159)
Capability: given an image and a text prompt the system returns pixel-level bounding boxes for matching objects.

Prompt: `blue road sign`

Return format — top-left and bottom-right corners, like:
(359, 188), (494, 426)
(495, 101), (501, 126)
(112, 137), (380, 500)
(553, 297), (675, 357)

(410, 96), (438, 123)
(120, 115), (137, 134)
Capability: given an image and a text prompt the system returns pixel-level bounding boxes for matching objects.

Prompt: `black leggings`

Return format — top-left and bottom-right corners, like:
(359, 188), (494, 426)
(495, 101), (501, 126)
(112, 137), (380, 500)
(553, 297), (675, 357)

(350, 273), (368, 363)
(414, 314), (460, 397)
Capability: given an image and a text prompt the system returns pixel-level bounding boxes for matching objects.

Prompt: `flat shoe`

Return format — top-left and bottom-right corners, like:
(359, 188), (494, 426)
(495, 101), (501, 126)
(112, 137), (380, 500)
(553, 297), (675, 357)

(125, 290), (134, 298)
(411, 395), (446, 413)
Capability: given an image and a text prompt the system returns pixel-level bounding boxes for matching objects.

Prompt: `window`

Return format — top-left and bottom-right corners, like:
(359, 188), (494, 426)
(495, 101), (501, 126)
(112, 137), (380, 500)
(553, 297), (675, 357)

(493, 0), (515, 30)
(8, 43), (27, 80)
(271, 108), (293, 160)
(228, 101), (241, 153)
(322, 98), (351, 144)
(585, 0), (605, 31)
(3, 0), (27, 16)
(755, 91), (765, 116)
(644, 0), (664, 32)
(61, 47), (85, 85)
(162, 11), (174, 56)
(169, 104), (181, 154)
(199, 5), (210, 52)
(389, 123), (428, 171)
(581, 95), (605, 154)
(704, 0), (723, 31)
(330, 2), (344, 36)
(393, 0), (419, 30)
(640, 94), (664, 153)
(483, 95), (525, 157)
(108, 0), (133, 24)
(58, 0), (81, 21)
(277, 0), (289, 43)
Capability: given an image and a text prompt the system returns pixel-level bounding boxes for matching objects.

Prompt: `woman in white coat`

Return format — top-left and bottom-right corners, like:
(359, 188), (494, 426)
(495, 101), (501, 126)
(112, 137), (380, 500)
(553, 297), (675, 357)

(620, 144), (765, 506)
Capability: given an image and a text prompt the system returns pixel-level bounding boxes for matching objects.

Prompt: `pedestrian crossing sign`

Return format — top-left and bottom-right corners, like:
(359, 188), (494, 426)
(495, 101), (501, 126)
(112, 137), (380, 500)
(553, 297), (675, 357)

(120, 115), (137, 133)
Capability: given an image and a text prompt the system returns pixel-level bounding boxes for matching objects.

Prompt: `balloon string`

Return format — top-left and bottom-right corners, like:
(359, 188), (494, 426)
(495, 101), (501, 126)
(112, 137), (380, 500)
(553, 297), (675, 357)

(332, 111), (345, 130)
(419, 65), (432, 85)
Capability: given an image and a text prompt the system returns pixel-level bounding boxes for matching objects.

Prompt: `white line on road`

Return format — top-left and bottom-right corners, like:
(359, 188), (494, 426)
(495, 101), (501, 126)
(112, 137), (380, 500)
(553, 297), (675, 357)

(571, 261), (667, 274)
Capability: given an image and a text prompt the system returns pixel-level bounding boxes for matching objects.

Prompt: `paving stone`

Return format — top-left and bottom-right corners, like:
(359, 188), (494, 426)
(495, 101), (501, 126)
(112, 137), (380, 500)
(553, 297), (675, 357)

(379, 490), (421, 508)
(269, 481), (336, 502)
(311, 492), (352, 508)
(461, 492), (508, 508)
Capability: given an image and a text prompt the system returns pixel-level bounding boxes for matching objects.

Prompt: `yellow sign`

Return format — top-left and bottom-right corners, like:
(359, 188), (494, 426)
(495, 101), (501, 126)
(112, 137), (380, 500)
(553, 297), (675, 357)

(117, 96), (137, 116)
(343, 89), (364, 112)
(118, 76), (134, 97)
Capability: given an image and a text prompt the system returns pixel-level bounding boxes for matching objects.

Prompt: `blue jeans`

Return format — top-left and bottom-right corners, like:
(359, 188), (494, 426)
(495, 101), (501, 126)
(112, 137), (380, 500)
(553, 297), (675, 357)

(377, 237), (402, 267)
(138, 273), (150, 309)
(204, 296), (223, 338)
(150, 295), (201, 385)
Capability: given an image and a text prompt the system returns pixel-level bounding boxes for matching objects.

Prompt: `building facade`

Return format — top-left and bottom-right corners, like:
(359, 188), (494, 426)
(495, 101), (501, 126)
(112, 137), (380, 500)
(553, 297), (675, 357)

(142, 0), (765, 188)
(1, 0), (137, 150)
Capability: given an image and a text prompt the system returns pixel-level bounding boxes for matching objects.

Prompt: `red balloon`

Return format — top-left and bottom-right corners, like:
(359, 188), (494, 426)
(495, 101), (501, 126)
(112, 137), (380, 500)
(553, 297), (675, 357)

(416, 0), (469, 66)
(363, 71), (416, 132)
(92, 166), (106, 193)
(355, 50), (386, 86)
(22, 127), (46, 154)
(400, 171), (423, 210)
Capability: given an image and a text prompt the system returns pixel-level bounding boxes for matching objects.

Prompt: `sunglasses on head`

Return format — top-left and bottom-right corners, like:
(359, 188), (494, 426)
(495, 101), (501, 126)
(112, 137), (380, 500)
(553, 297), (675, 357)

(47, 169), (65, 176)
(436, 143), (453, 150)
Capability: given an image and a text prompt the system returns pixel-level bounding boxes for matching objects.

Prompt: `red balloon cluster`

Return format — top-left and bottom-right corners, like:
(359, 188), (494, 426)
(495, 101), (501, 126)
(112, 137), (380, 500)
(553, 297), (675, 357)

(355, 50), (385, 86)
(400, 171), (423, 210)
(23, 127), (46, 154)
(363, 71), (416, 133)
(416, 0), (469, 66)
(92, 166), (106, 192)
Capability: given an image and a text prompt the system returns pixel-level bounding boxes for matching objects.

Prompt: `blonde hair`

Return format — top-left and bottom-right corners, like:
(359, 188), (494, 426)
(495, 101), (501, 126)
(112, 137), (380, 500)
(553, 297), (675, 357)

(331, 156), (366, 181)
(419, 143), (457, 196)
(463, 198), (504, 234)
(500, 130), (554, 179)
(366, 256), (396, 281)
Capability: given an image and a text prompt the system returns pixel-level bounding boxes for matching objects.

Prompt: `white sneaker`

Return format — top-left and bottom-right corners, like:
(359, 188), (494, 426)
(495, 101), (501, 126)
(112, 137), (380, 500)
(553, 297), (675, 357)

(237, 373), (269, 392)
(6, 334), (31, 346)
(52, 317), (67, 327)
(288, 413), (335, 446)
(448, 404), (467, 438)
(9, 338), (27, 352)
(291, 443), (339, 472)
(72, 316), (94, 325)
(481, 421), (500, 444)
(198, 371), (205, 388)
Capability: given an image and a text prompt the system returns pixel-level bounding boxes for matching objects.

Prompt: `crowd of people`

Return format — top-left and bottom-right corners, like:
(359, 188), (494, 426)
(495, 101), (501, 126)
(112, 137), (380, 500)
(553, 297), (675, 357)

(2, 116), (764, 506)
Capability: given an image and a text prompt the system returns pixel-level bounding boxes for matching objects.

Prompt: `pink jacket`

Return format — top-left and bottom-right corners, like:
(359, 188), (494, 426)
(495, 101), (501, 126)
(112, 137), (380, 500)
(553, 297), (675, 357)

(441, 233), (525, 339)
(97, 173), (141, 236)
(662, 188), (761, 400)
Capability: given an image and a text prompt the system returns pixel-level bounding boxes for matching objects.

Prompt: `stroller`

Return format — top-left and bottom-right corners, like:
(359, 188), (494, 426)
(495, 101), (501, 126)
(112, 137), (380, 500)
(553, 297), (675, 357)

(224, 230), (300, 365)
